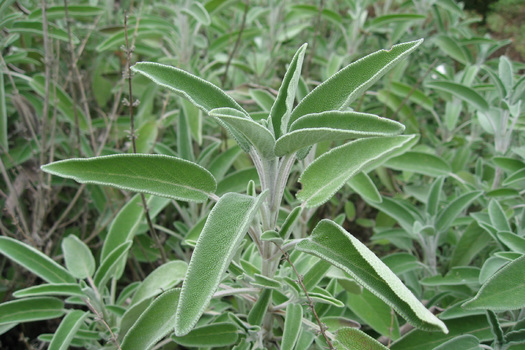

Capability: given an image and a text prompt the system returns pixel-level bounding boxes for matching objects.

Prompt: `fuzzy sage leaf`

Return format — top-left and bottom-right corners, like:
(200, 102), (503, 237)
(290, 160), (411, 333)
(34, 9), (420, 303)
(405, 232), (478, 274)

(298, 135), (417, 207)
(175, 191), (267, 336)
(41, 154), (217, 202)
(289, 39), (423, 126)
(297, 219), (448, 333)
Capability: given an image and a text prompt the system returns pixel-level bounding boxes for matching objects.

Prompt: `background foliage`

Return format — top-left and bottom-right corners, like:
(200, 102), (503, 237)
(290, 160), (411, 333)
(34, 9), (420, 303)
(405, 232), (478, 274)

(0, 0), (524, 349)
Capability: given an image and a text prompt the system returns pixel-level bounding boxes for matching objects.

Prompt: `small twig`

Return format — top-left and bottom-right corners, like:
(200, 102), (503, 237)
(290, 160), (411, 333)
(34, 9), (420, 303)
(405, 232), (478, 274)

(273, 243), (336, 349)
(221, 0), (249, 87)
(123, 11), (167, 263)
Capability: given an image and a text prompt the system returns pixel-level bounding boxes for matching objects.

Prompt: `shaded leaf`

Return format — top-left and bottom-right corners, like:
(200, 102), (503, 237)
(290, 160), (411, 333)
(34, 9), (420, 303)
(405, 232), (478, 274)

(427, 81), (488, 111)
(172, 323), (239, 347)
(385, 151), (451, 176)
(281, 303), (303, 350)
(435, 191), (482, 233)
(131, 261), (187, 305)
(48, 311), (87, 350)
(0, 297), (64, 325)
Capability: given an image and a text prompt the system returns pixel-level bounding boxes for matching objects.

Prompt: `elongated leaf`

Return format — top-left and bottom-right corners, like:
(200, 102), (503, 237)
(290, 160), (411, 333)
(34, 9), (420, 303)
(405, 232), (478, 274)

(435, 191), (482, 233)
(367, 13), (426, 28)
(289, 39), (423, 125)
(208, 146), (242, 180)
(93, 242), (132, 290)
(391, 315), (491, 350)
(62, 235), (95, 279)
(298, 135), (417, 207)
(0, 73), (7, 150)
(427, 177), (445, 216)
(210, 107), (276, 159)
(0, 297), (64, 325)
(96, 28), (161, 52)
(385, 151), (451, 176)
(131, 62), (246, 114)
(48, 311), (87, 350)
(281, 303), (303, 350)
(121, 289), (180, 350)
(498, 231), (525, 253)
(175, 192), (267, 336)
(427, 81), (489, 111)
(435, 35), (469, 64)
(269, 43), (307, 138)
(250, 89), (275, 111)
(279, 206), (302, 240)
(347, 171), (382, 203)
(503, 168), (525, 186)
(42, 154), (217, 202)
(336, 327), (389, 350)
(28, 6), (104, 20)
(463, 254), (525, 311)
(432, 334), (482, 350)
(131, 260), (187, 305)
(0, 237), (75, 284)
(13, 284), (83, 298)
(172, 323), (239, 347)
(346, 288), (400, 338)
(369, 197), (418, 233)
(488, 200), (511, 232)
(389, 81), (434, 111)
(297, 220), (447, 333)
(247, 289), (272, 326)
(275, 111), (405, 156)
(11, 21), (78, 43)
(182, 2), (211, 26)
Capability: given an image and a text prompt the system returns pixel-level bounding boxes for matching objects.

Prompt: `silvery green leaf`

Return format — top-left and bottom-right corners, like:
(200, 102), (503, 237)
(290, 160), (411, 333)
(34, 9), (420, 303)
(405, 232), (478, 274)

(41, 154), (217, 202)
(175, 191), (267, 336)
(48, 310), (87, 350)
(289, 39), (423, 125)
(281, 303), (303, 350)
(297, 219), (448, 333)
(297, 135), (417, 207)
(61, 235), (95, 279)
(275, 111), (405, 156)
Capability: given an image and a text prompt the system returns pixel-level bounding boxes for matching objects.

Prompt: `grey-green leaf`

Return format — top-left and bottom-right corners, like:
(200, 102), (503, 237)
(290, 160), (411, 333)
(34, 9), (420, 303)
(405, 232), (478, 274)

(281, 303), (303, 350)
(131, 62), (246, 115)
(121, 289), (181, 350)
(427, 81), (489, 111)
(13, 284), (84, 298)
(269, 43), (307, 138)
(210, 107), (276, 159)
(172, 322), (239, 347)
(298, 135), (417, 207)
(0, 297), (64, 325)
(385, 151), (451, 176)
(41, 154), (217, 202)
(347, 172), (382, 203)
(336, 327), (389, 350)
(93, 241), (132, 290)
(297, 219), (448, 333)
(275, 111), (405, 156)
(48, 310), (87, 350)
(0, 237), (75, 284)
(175, 191), (267, 336)
(131, 260), (188, 305)
(289, 39), (423, 125)
(462, 254), (525, 311)
(435, 191), (482, 233)
(62, 235), (95, 279)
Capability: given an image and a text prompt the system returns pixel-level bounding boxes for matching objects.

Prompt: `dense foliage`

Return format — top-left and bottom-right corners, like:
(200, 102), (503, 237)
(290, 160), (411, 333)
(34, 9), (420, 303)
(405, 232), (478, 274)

(0, 0), (524, 349)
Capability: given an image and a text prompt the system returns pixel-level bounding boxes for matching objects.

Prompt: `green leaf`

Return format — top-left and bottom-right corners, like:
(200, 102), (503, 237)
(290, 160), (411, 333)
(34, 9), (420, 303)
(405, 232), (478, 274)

(96, 28), (161, 52)
(435, 35), (469, 64)
(463, 254), (525, 311)
(503, 168), (525, 186)
(367, 13), (426, 28)
(216, 167), (259, 195)
(289, 39), (423, 125)
(296, 220), (447, 333)
(390, 315), (491, 350)
(303, 259), (332, 290)
(11, 21), (78, 43)
(369, 196), (418, 233)
(131, 62), (246, 115)
(489, 200), (511, 232)
(175, 192), (267, 336)
(182, 2), (211, 26)
(275, 111), (405, 156)
(499, 56), (513, 95)
(93, 241), (132, 290)
(208, 145), (242, 180)
(347, 171), (382, 203)
(48, 310), (87, 350)
(385, 151), (451, 176)
(389, 81), (434, 111)
(269, 43), (307, 138)
(121, 289), (180, 350)
(427, 81), (489, 111)
(13, 284), (84, 298)
(28, 6), (104, 20)
(29, 75), (88, 131)
(298, 135), (417, 207)
(172, 323), (239, 347)
(248, 289), (272, 326)
(498, 231), (525, 253)
(281, 303), (303, 350)
(279, 206), (303, 240)
(345, 288), (400, 339)
(210, 107), (276, 159)
(0, 73), (7, 150)
(336, 327), (389, 350)
(427, 177), (445, 217)
(131, 260), (187, 305)
(432, 335), (482, 350)
(61, 235), (95, 279)
(435, 191), (482, 233)
(41, 154), (217, 202)
(420, 267), (480, 286)
(0, 237), (75, 284)
(0, 297), (64, 325)
(250, 89), (275, 111)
